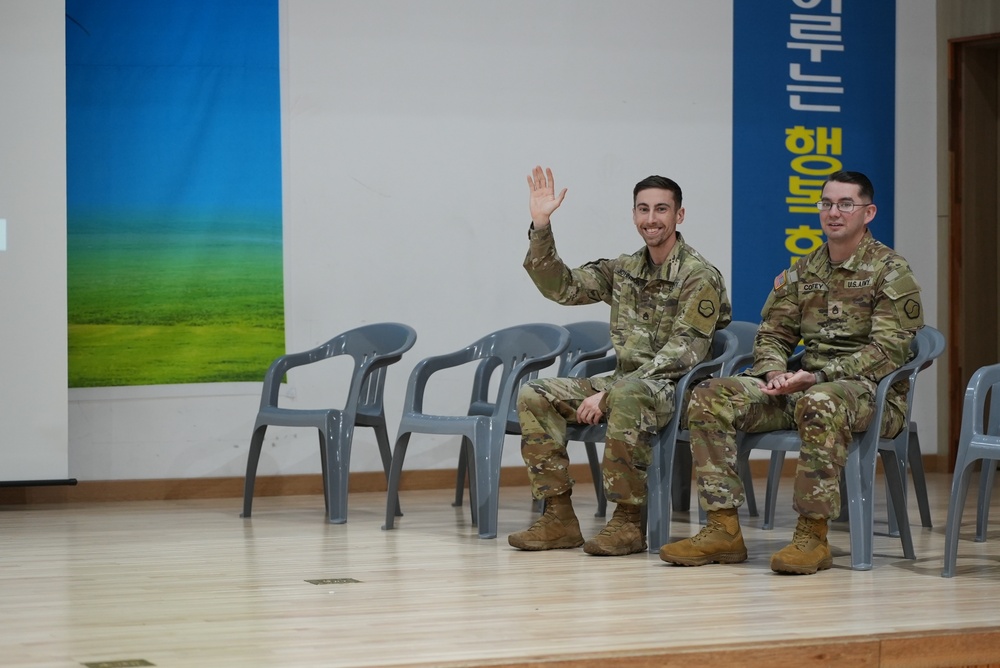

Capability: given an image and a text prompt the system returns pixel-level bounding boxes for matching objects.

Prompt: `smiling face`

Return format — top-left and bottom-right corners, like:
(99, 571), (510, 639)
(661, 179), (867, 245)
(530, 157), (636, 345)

(633, 187), (684, 263)
(819, 180), (877, 261)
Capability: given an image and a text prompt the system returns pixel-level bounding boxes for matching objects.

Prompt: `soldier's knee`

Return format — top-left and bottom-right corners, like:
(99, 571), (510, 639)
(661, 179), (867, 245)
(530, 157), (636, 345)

(693, 377), (722, 398)
(794, 390), (839, 425)
(697, 376), (720, 390)
(689, 378), (729, 416)
(517, 381), (546, 412)
(605, 380), (651, 406)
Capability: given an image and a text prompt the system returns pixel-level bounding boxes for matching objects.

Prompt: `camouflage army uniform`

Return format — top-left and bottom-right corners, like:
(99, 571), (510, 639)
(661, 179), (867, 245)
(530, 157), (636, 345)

(690, 229), (924, 519)
(519, 225), (731, 506)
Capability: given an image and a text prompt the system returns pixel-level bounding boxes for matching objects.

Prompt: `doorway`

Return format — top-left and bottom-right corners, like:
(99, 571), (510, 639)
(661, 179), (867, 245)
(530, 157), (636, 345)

(948, 34), (1000, 467)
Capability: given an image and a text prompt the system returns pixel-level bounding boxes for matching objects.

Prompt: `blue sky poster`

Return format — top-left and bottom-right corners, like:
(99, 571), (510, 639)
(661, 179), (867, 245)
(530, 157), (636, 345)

(66, 1), (283, 387)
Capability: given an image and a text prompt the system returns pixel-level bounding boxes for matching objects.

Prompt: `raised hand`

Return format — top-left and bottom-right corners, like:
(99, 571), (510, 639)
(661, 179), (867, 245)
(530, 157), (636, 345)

(526, 165), (567, 228)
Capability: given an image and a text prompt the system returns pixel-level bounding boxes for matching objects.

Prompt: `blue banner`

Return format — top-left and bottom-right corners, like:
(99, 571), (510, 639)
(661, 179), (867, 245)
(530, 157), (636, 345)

(731, 0), (896, 323)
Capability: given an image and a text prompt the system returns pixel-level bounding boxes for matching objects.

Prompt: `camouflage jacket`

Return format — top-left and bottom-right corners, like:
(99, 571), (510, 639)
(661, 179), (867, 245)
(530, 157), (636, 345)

(749, 229), (924, 408)
(524, 226), (731, 387)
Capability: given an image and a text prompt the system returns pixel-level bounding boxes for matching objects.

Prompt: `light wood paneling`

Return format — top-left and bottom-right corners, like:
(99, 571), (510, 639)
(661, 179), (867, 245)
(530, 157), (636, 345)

(1, 472), (998, 667)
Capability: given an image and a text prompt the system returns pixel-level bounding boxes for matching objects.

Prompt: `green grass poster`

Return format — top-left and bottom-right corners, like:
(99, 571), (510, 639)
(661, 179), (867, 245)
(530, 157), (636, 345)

(66, 1), (283, 387)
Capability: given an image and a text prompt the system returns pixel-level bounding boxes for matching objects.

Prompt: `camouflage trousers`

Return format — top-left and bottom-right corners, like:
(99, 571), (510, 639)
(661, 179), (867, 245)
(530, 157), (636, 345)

(517, 376), (674, 506)
(689, 376), (906, 519)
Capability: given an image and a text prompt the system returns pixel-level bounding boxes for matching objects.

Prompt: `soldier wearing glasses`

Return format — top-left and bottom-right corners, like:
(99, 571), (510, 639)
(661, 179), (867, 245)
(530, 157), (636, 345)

(659, 170), (924, 575)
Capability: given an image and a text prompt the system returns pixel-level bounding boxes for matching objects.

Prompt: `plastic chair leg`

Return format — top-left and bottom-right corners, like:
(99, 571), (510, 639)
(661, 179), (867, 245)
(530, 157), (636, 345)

(645, 442), (672, 552)
(885, 447), (907, 538)
(671, 443), (692, 512)
(453, 445), (468, 507)
(382, 433), (411, 531)
(241, 425), (268, 518)
(371, 420), (402, 517)
(762, 451), (786, 530)
(472, 433), (504, 539)
(584, 441), (607, 517)
(844, 443), (877, 571)
(908, 429), (933, 528)
(942, 457), (977, 577)
(317, 430), (330, 517)
(975, 462), (996, 542)
(739, 455), (758, 517)
(321, 418), (356, 525)
(465, 438), (478, 526)
(880, 450), (915, 559)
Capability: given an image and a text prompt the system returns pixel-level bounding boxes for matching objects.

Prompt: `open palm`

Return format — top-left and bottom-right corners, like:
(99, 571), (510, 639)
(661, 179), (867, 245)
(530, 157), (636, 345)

(527, 165), (567, 226)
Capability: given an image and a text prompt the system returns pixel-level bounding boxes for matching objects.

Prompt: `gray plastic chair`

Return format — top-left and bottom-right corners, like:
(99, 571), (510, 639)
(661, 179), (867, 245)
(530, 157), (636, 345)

(718, 320), (763, 521)
(976, 461), (998, 544)
(453, 320), (613, 519)
(382, 323), (571, 539)
(882, 326), (945, 535)
(563, 328), (738, 553)
(891, 325), (946, 533)
(942, 362), (1000, 577)
(242, 322), (417, 524)
(736, 326), (938, 570)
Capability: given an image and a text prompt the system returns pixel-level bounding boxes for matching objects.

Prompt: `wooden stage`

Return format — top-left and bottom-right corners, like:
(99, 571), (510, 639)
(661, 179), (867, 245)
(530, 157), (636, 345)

(2, 471), (999, 667)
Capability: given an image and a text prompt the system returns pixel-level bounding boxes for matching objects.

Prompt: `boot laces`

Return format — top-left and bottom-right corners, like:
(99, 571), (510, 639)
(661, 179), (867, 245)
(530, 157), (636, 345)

(597, 508), (635, 537)
(690, 518), (729, 545)
(521, 505), (561, 534)
(791, 521), (820, 549)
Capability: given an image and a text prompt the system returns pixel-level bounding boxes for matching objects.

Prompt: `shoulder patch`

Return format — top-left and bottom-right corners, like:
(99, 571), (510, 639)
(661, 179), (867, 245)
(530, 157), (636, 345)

(774, 271), (786, 290)
(884, 271), (924, 328)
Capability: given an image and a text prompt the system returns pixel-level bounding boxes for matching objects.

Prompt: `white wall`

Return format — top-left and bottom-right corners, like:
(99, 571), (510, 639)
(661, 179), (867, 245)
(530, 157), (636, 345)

(0, 0), (69, 482)
(58, 0), (942, 481)
(895, 1), (940, 458)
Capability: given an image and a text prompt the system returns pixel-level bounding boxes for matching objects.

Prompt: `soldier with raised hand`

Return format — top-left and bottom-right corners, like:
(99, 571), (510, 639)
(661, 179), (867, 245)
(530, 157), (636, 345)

(508, 166), (731, 556)
(658, 170), (924, 574)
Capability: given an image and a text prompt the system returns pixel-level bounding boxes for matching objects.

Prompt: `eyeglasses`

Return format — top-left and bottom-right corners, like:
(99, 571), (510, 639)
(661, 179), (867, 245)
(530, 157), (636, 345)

(816, 200), (872, 213)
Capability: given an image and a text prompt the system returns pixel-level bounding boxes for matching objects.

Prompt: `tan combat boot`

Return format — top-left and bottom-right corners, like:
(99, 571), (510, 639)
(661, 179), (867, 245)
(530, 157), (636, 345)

(507, 491), (584, 550)
(582, 503), (647, 556)
(658, 508), (748, 566)
(770, 515), (833, 575)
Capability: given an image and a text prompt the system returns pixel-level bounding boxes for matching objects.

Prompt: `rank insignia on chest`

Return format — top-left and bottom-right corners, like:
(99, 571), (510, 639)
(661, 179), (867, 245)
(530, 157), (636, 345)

(829, 301), (843, 317)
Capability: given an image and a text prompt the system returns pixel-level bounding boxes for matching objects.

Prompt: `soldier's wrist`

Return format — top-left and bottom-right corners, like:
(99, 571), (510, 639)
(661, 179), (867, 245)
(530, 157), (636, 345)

(813, 370), (827, 384)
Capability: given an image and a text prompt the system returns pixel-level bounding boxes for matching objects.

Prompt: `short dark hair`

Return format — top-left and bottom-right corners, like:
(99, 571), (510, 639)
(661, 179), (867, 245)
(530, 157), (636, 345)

(633, 175), (682, 208)
(823, 171), (874, 202)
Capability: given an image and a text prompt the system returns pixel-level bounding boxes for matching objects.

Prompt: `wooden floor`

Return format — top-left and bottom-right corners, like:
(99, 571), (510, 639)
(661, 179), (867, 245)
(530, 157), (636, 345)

(2, 472), (1000, 668)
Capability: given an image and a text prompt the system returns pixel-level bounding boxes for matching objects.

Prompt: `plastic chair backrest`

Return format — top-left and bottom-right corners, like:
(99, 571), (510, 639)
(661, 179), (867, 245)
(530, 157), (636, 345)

(340, 322), (419, 416)
(558, 321), (613, 376)
(259, 322), (417, 412)
(468, 321), (610, 424)
(720, 320), (759, 376)
(468, 323), (571, 415)
(956, 362), (1000, 456)
(896, 327), (937, 421)
(918, 324), (946, 371)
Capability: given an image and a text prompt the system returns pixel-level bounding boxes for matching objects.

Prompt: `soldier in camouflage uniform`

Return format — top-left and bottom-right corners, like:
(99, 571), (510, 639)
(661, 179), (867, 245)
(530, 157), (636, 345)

(659, 170), (924, 574)
(507, 166), (731, 556)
